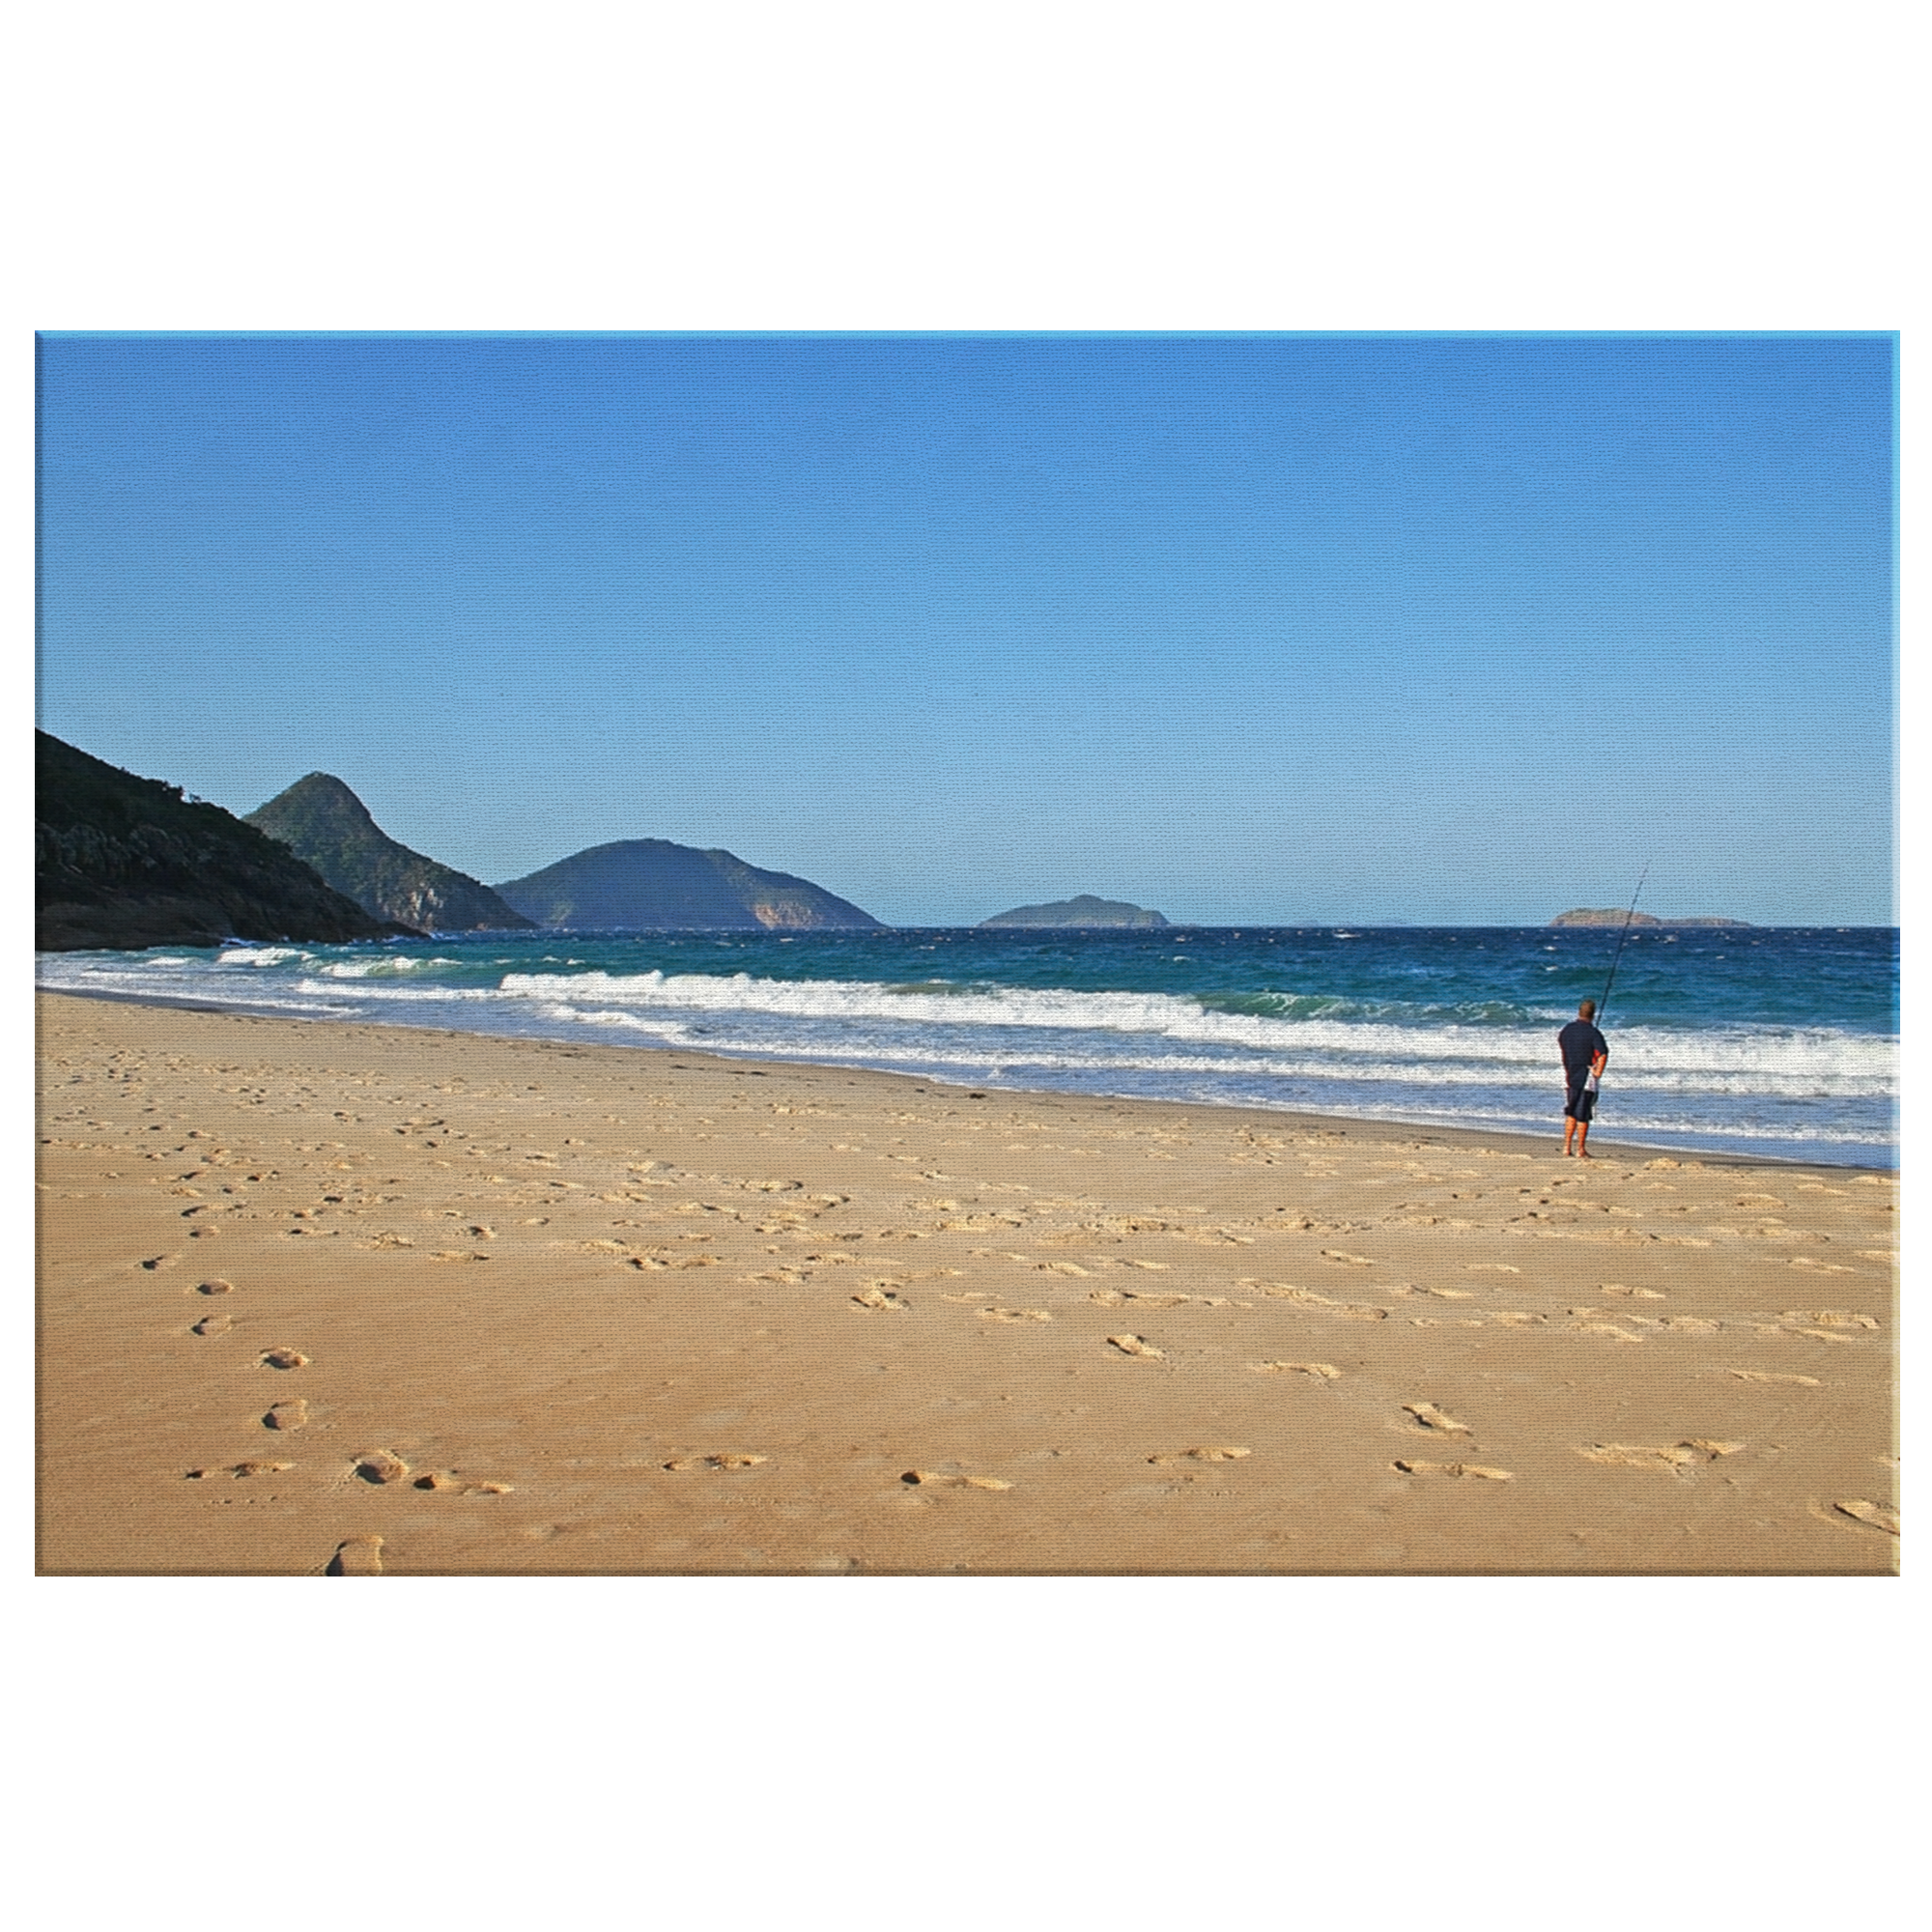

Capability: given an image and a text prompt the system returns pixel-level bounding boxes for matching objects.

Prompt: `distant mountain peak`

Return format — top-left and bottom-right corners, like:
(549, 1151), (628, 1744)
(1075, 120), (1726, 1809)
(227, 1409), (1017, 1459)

(276, 772), (379, 822)
(493, 839), (884, 931)
(245, 774), (534, 933)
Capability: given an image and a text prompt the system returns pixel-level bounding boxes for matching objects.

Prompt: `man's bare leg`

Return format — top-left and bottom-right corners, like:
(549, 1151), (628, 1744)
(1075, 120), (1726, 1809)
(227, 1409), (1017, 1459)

(1576, 1121), (1591, 1158)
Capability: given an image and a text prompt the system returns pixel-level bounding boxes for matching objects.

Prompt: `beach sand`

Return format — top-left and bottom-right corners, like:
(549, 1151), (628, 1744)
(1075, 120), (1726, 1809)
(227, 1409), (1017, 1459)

(36, 990), (1897, 1575)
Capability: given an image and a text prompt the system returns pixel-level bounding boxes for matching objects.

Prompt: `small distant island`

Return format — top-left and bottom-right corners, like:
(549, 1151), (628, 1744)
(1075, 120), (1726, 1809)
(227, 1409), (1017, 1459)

(980, 895), (1170, 929)
(1551, 909), (1751, 929)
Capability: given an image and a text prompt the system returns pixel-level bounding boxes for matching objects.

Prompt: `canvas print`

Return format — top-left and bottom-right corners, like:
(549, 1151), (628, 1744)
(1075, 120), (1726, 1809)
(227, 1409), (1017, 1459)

(35, 332), (1897, 1575)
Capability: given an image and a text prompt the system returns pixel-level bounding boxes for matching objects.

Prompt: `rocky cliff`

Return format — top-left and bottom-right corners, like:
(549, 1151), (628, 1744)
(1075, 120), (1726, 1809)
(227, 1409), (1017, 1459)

(494, 839), (884, 930)
(36, 732), (412, 952)
(245, 773), (534, 933)
(980, 895), (1170, 929)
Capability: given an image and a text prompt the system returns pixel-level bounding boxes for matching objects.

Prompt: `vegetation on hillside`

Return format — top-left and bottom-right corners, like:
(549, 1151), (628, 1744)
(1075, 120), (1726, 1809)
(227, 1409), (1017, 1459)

(245, 773), (534, 932)
(36, 732), (411, 951)
(494, 838), (883, 930)
(980, 894), (1169, 928)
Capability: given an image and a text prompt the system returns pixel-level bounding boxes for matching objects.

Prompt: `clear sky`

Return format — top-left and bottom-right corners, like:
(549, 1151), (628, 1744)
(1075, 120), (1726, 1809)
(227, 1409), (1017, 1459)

(35, 332), (1895, 926)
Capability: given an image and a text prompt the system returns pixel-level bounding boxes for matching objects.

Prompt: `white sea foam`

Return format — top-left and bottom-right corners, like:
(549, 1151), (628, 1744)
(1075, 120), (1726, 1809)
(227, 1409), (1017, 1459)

(215, 946), (305, 966)
(529, 1001), (1882, 1098)
(496, 971), (1892, 1089)
(289, 978), (507, 1002)
(311, 955), (459, 979)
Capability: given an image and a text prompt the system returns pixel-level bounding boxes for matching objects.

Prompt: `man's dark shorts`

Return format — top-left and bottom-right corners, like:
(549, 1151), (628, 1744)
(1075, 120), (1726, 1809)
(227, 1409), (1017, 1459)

(1565, 1079), (1596, 1123)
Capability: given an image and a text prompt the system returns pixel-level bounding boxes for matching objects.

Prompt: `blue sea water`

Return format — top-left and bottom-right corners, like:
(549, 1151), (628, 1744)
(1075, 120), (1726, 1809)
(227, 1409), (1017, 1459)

(37, 925), (1897, 1167)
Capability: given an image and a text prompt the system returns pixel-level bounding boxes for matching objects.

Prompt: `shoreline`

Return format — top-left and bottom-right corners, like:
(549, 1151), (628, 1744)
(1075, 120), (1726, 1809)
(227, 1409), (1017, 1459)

(36, 991), (1897, 1575)
(38, 983), (1889, 1177)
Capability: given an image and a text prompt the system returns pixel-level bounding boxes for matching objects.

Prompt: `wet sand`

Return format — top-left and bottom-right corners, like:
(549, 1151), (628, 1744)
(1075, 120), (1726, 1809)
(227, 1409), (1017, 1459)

(36, 990), (1898, 1574)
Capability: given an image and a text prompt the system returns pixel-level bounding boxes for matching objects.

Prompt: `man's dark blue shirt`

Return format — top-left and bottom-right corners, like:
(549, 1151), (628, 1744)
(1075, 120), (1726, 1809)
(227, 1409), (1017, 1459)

(1558, 1019), (1608, 1079)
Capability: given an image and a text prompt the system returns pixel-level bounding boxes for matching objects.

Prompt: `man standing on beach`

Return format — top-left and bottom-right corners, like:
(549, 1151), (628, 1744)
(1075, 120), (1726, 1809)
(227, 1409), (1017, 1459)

(1559, 999), (1610, 1157)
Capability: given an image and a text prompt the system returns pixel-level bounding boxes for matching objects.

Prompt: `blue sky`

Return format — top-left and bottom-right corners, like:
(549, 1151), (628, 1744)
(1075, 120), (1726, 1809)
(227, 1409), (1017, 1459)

(35, 332), (1895, 925)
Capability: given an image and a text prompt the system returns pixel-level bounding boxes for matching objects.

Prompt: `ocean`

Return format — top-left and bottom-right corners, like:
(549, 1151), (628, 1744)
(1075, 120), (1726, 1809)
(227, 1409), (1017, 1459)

(36, 924), (1897, 1168)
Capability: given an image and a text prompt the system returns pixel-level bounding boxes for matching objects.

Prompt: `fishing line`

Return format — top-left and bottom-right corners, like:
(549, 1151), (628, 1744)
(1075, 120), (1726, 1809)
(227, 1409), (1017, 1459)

(1598, 865), (1649, 1021)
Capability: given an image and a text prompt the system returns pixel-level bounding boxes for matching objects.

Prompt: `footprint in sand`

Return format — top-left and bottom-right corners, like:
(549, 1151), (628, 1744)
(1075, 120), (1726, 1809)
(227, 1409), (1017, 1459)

(1465, 1264), (1520, 1274)
(413, 1472), (514, 1493)
(140, 1255), (180, 1272)
(263, 1400), (308, 1432)
(191, 1313), (233, 1337)
(1569, 1319), (1645, 1343)
(1729, 1369), (1822, 1386)
(187, 1461), (294, 1479)
(1604, 1284), (1668, 1300)
(1833, 1498), (1899, 1535)
(663, 1453), (767, 1472)
(353, 1449), (410, 1485)
(1107, 1334), (1165, 1358)
(1393, 1460), (1513, 1480)
(327, 1534), (384, 1576)
(1782, 1309), (1879, 1330)
(259, 1348), (308, 1370)
(1579, 1443), (1696, 1472)
(1252, 1284), (1387, 1321)
(1252, 1360), (1341, 1380)
(1321, 1250), (1377, 1265)
(1411, 1285), (1475, 1300)
(1577, 1440), (1743, 1473)
(1147, 1446), (1251, 1464)
(1403, 1403), (1472, 1435)
(851, 1287), (909, 1312)
(195, 1278), (235, 1296)
(980, 1307), (1051, 1322)
(1787, 1258), (1854, 1274)
(900, 1470), (1012, 1491)
(1124, 1260), (1173, 1271)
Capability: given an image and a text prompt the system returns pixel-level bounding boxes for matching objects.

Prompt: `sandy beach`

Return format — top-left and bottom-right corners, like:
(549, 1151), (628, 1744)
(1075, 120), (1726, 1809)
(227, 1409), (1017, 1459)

(36, 989), (1897, 1575)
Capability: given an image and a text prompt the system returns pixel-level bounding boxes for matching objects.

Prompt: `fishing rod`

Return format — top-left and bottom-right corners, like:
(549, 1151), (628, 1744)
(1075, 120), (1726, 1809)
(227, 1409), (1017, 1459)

(1597, 865), (1649, 1022)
